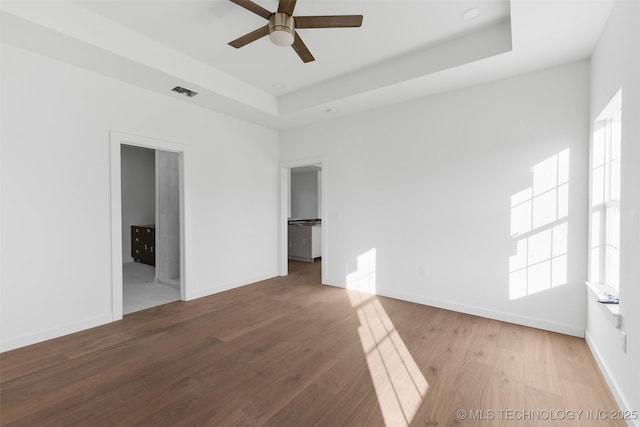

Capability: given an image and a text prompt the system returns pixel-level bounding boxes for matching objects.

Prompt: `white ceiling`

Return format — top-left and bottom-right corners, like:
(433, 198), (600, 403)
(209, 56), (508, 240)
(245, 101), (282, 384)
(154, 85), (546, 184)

(0, 0), (615, 129)
(73, 0), (511, 95)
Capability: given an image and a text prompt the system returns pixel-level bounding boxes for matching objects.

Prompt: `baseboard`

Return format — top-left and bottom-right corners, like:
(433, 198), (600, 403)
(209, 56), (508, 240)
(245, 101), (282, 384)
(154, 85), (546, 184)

(157, 278), (180, 289)
(387, 288), (585, 337)
(185, 272), (279, 301)
(585, 331), (639, 427)
(123, 257), (134, 263)
(0, 313), (113, 353)
(322, 281), (584, 337)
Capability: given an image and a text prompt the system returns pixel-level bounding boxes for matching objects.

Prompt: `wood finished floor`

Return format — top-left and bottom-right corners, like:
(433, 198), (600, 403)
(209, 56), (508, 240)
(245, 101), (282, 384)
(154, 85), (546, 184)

(0, 261), (623, 426)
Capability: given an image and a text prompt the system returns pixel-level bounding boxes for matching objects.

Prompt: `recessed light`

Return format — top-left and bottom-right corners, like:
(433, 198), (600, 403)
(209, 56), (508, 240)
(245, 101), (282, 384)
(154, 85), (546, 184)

(325, 108), (337, 114)
(462, 7), (481, 20)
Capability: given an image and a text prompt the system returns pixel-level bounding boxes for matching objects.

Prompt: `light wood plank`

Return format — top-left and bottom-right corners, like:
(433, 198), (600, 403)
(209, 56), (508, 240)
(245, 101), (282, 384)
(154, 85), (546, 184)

(0, 261), (623, 426)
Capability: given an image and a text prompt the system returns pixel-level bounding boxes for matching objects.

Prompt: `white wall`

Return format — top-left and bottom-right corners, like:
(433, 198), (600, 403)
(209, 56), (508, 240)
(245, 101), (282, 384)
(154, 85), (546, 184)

(291, 170), (319, 219)
(281, 61), (590, 336)
(587, 0), (640, 419)
(121, 144), (155, 262)
(0, 44), (279, 351)
(156, 150), (180, 282)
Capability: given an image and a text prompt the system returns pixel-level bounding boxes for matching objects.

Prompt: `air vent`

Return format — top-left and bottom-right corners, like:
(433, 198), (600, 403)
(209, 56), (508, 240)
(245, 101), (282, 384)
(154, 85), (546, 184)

(171, 86), (198, 97)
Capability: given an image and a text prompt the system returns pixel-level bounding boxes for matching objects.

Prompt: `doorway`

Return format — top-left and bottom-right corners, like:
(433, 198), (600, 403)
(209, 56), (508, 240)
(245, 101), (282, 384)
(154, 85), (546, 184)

(120, 145), (181, 314)
(110, 132), (187, 321)
(280, 159), (327, 283)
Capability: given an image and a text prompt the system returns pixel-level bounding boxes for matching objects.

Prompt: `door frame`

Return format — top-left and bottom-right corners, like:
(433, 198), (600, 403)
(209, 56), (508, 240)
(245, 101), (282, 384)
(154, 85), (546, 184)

(110, 131), (188, 321)
(279, 157), (327, 283)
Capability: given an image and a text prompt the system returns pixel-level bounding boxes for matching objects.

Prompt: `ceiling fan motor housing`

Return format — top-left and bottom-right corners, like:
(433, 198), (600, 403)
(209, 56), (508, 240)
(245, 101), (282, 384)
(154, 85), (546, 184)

(269, 12), (295, 46)
(228, 0), (363, 62)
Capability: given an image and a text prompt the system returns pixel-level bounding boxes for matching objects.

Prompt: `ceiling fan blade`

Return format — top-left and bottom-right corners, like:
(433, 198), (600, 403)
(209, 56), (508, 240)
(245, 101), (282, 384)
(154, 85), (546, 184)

(292, 33), (315, 63)
(228, 25), (270, 48)
(294, 15), (363, 29)
(229, 0), (271, 20)
(278, 0), (297, 16)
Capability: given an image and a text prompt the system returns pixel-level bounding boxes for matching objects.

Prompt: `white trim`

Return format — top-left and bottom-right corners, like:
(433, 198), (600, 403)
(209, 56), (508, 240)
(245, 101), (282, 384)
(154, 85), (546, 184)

(0, 314), (112, 352)
(596, 89), (622, 121)
(585, 281), (621, 328)
(279, 157), (325, 170)
(178, 152), (187, 301)
(324, 280), (584, 337)
(279, 157), (328, 284)
(589, 90), (622, 295)
(585, 330), (639, 427)
(110, 139), (124, 321)
(110, 131), (188, 321)
(185, 272), (278, 301)
(379, 288), (585, 336)
(279, 167), (290, 276)
(155, 149), (160, 282)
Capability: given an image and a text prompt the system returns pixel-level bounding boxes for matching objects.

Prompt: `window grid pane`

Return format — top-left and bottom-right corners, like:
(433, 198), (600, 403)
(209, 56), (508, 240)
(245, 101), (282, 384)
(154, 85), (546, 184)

(592, 166), (605, 207)
(589, 93), (622, 291)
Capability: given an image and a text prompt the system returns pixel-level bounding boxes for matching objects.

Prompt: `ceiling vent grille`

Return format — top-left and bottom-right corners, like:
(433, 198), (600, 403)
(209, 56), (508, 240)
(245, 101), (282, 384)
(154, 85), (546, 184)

(171, 86), (198, 97)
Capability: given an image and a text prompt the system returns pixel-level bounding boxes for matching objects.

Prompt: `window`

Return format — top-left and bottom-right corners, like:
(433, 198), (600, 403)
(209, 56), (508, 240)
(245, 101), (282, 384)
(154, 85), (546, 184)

(590, 90), (622, 294)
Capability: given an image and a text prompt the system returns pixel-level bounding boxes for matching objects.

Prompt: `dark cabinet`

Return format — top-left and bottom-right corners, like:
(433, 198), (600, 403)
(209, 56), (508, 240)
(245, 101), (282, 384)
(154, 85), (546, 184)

(131, 225), (155, 266)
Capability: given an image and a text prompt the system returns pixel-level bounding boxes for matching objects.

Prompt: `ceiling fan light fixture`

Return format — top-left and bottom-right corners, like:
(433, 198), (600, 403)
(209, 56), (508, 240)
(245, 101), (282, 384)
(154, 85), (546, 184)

(269, 12), (295, 46)
(269, 30), (294, 46)
(228, 0), (362, 63)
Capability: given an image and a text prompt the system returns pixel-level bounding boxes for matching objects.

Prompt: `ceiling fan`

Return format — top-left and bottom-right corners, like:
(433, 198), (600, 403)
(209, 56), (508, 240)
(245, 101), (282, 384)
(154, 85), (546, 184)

(228, 0), (363, 63)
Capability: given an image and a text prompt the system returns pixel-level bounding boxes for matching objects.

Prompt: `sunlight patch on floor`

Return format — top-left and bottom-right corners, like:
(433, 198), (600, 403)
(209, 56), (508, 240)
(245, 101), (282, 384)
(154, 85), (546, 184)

(346, 248), (428, 426)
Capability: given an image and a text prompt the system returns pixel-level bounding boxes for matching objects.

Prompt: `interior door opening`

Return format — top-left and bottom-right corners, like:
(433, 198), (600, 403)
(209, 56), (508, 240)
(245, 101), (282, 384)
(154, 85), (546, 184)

(110, 131), (187, 321)
(120, 145), (181, 314)
(280, 161), (326, 283)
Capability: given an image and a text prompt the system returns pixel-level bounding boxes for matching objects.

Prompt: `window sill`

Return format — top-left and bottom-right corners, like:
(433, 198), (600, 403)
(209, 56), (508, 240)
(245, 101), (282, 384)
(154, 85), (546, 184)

(586, 282), (621, 328)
